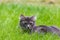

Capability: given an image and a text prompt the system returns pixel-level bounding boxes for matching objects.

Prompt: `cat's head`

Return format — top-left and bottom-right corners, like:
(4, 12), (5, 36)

(20, 14), (36, 30)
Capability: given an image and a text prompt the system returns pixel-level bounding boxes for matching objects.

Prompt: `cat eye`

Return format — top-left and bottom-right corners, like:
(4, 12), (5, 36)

(30, 23), (33, 25)
(24, 23), (27, 24)
(30, 22), (33, 25)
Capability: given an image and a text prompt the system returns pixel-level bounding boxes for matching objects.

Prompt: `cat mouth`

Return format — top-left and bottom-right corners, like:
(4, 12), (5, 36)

(26, 26), (32, 30)
(26, 27), (30, 29)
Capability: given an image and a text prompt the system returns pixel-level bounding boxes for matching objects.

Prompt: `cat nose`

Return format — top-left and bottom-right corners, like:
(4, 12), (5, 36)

(27, 25), (30, 27)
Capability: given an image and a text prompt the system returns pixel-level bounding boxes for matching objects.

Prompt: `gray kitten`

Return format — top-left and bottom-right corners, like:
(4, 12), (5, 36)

(20, 14), (60, 36)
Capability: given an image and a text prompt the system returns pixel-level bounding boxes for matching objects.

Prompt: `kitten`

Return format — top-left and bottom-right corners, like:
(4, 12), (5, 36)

(20, 14), (60, 36)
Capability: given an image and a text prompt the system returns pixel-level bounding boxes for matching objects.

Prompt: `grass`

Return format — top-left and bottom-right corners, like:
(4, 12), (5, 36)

(0, 3), (60, 40)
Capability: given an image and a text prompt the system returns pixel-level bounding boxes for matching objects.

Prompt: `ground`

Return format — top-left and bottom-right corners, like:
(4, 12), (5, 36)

(0, 3), (60, 40)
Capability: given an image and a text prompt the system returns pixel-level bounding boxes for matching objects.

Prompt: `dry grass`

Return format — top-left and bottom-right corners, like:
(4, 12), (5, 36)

(0, 0), (60, 4)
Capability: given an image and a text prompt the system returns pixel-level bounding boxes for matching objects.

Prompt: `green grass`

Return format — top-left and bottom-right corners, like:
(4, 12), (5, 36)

(0, 3), (60, 40)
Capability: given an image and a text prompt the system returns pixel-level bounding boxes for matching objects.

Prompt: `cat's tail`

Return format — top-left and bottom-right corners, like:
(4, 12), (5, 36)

(50, 26), (60, 36)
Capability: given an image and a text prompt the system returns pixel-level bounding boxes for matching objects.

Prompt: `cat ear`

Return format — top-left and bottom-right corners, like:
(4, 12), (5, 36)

(31, 16), (36, 21)
(20, 14), (25, 20)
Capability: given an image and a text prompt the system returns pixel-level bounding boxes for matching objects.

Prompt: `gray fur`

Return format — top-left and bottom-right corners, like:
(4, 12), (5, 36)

(19, 14), (60, 36)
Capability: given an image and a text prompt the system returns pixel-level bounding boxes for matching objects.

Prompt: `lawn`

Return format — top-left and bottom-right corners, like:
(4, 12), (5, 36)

(0, 3), (60, 40)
